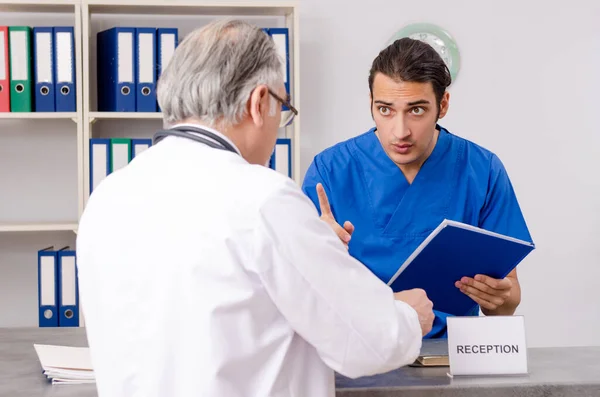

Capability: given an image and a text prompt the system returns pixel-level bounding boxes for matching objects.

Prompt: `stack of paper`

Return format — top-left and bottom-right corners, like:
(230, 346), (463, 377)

(33, 344), (95, 384)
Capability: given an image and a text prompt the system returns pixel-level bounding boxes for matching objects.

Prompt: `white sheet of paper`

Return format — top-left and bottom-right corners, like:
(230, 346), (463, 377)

(33, 344), (93, 371)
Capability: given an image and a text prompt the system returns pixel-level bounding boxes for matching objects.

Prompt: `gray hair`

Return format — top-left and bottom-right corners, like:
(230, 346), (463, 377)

(157, 19), (283, 128)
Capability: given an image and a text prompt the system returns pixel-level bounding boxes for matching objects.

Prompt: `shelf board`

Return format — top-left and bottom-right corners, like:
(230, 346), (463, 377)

(85, 0), (295, 16)
(0, 0), (77, 12)
(88, 112), (163, 121)
(0, 223), (78, 233)
(0, 112), (78, 120)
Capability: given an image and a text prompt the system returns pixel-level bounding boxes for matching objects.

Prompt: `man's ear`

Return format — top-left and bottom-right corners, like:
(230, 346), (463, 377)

(438, 91), (450, 119)
(248, 85), (269, 127)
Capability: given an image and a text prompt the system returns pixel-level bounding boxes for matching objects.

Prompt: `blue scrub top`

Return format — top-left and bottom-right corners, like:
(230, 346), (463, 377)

(302, 126), (533, 339)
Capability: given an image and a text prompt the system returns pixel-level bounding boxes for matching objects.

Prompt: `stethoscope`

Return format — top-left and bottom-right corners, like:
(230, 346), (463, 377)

(152, 126), (239, 155)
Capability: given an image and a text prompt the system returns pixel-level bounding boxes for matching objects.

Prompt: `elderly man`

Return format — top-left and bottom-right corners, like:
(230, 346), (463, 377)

(76, 19), (434, 397)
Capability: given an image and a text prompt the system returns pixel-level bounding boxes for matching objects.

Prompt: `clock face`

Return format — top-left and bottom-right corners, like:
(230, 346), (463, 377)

(387, 23), (461, 83)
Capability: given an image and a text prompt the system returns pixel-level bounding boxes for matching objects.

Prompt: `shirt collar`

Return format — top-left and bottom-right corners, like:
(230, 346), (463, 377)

(169, 123), (242, 156)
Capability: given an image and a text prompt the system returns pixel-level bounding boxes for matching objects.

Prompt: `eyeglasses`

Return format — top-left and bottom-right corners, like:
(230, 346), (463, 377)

(268, 88), (298, 128)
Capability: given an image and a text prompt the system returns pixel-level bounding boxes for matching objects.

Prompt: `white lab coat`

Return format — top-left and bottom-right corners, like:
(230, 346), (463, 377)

(76, 124), (422, 397)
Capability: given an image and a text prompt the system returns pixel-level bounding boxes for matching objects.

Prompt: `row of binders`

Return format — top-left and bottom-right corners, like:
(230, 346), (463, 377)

(96, 26), (291, 113)
(97, 27), (178, 112)
(38, 246), (79, 327)
(90, 138), (152, 192)
(90, 137), (292, 193)
(0, 26), (76, 112)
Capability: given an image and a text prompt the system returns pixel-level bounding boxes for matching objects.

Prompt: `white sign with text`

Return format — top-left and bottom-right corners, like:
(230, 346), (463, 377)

(447, 315), (528, 376)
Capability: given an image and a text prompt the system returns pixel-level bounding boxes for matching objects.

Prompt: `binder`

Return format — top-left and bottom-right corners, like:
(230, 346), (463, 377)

(268, 28), (290, 110)
(131, 138), (152, 158)
(9, 26), (33, 112)
(269, 138), (292, 178)
(387, 219), (535, 316)
(0, 26), (10, 112)
(89, 138), (111, 193)
(97, 27), (136, 112)
(156, 28), (178, 111)
(38, 247), (58, 327)
(54, 26), (75, 112)
(110, 138), (132, 172)
(33, 27), (55, 112)
(135, 28), (156, 112)
(57, 248), (79, 327)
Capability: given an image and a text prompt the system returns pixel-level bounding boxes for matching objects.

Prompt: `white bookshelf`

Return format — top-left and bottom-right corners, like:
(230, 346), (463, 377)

(82, 0), (301, 203)
(0, 223), (79, 232)
(1, 0), (300, 328)
(0, 0), (83, 328)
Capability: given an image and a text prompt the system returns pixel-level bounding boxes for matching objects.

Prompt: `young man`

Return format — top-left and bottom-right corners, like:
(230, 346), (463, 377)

(302, 37), (533, 338)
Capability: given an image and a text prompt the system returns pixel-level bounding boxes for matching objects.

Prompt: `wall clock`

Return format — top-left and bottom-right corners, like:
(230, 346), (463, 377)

(387, 23), (461, 83)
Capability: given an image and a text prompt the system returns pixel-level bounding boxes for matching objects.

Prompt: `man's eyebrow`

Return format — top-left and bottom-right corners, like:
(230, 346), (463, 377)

(374, 100), (394, 106)
(407, 99), (430, 106)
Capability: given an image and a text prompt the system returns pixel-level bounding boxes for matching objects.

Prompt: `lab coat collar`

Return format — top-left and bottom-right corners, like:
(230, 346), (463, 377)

(170, 123), (243, 156)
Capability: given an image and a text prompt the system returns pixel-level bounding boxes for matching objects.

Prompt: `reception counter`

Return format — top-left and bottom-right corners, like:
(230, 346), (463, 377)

(1, 327), (599, 397)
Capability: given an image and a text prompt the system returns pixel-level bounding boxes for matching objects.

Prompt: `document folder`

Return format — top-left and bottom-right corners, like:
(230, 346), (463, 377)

(110, 138), (132, 172)
(89, 138), (111, 193)
(54, 26), (76, 112)
(131, 138), (152, 158)
(33, 27), (55, 112)
(270, 138), (292, 178)
(156, 28), (178, 111)
(38, 246), (58, 327)
(0, 26), (10, 112)
(57, 248), (79, 327)
(9, 26), (33, 112)
(135, 28), (156, 112)
(268, 28), (290, 110)
(97, 27), (136, 112)
(388, 219), (535, 316)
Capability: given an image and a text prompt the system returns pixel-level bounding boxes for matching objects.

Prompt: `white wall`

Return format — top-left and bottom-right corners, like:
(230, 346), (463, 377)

(297, 0), (600, 348)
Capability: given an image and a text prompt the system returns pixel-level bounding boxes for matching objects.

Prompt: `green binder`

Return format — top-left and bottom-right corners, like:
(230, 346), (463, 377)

(110, 138), (132, 173)
(9, 26), (33, 112)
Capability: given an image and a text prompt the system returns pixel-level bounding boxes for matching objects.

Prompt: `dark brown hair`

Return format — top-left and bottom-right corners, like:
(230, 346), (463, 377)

(369, 37), (451, 112)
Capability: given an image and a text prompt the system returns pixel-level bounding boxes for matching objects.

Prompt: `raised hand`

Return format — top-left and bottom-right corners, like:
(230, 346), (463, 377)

(316, 183), (354, 249)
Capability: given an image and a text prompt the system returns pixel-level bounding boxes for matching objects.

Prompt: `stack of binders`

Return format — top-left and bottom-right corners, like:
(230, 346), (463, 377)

(89, 137), (152, 193)
(38, 246), (79, 327)
(96, 27), (178, 112)
(0, 25), (76, 112)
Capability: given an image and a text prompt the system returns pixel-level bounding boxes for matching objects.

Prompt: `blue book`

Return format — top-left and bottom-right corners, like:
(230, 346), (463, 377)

(387, 219), (535, 316)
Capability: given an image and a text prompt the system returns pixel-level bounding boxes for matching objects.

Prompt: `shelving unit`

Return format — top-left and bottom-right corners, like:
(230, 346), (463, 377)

(0, 0), (83, 328)
(0, 223), (79, 232)
(0, 0), (300, 328)
(81, 0), (300, 204)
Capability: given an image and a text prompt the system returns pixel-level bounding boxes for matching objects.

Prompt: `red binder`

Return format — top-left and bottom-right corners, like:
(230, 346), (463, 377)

(0, 26), (9, 112)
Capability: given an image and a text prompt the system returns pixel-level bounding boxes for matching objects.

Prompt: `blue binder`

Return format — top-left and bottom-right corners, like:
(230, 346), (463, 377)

(57, 248), (79, 327)
(267, 28), (290, 110)
(131, 138), (152, 158)
(135, 28), (156, 112)
(38, 246), (58, 327)
(89, 138), (111, 193)
(388, 219), (535, 316)
(53, 26), (75, 112)
(269, 138), (292, 177)
(97, 27), (136, 112)
(33, 27), (55, 112)
(156, 28), (178, 111)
